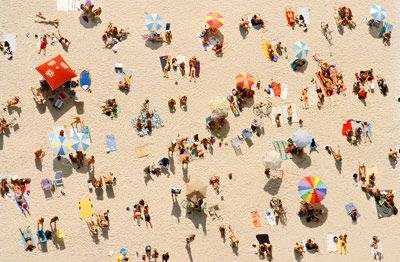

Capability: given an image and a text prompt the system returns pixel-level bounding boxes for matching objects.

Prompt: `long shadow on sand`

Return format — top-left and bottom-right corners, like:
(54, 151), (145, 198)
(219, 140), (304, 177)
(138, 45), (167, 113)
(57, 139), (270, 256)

(171, 199), (182, 223)
(291, 153), (311, 169)
(186, 211), (207, 235)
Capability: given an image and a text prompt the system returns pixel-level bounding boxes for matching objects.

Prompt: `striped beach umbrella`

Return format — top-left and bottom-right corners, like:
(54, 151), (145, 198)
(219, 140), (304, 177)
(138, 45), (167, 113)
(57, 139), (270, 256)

(292, 41), (309, 59)
(298, 176), (327, 204)
(48, 132), (72, 156)
(236, 72), (254, 90)
(71, 132), (91, 152)
(144, 13), (163, 32)
(205, 12), (224, 29)
(370, 5), (386, 21)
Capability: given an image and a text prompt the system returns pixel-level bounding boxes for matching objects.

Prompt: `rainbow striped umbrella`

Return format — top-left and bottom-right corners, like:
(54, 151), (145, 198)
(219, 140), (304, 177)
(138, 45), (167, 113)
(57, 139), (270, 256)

(236, 72), (254, 90)
(205, 12), (224, 29)
(298, 176), (327, 204)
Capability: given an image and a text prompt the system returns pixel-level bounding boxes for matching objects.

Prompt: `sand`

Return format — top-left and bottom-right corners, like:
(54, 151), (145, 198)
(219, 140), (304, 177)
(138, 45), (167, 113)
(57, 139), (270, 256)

(0, 0), (400, 261)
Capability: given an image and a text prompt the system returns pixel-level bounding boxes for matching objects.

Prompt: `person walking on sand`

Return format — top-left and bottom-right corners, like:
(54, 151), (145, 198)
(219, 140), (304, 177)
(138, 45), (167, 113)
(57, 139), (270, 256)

(144, 204), (152, 229)
(186, 234), (195, 246)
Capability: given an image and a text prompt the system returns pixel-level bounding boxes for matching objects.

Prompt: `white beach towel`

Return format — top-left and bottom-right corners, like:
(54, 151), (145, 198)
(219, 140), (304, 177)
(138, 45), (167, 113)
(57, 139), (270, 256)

(370, 240), (383, 260)
(1, 33), (17, 52)
(264, 209), (276, 226)
(281, 104), (299, 125)
(176, 55), (187, 65)
(327, 233), (338, 253)
(298, 7), (310, 25)
(57, 0), (81, 11)
(197, 33), (219, 51)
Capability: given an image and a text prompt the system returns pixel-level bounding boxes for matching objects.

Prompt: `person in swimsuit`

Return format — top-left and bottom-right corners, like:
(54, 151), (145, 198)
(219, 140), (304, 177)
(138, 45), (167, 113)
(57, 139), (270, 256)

(19, 227), (36, 251)
(144, 205), (152, 228)
(52, 30), (70, 50)
(38, 35), (47, 55)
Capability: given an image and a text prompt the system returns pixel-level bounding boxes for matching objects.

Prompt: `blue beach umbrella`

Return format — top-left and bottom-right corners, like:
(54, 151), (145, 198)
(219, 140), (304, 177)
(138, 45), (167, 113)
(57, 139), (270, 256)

(370, 5), (386, 21)
(71, 132), (91, 152)
(292, 41), (309, 59)
(144, 13), (163, 32)
(48, 132), (72, 156)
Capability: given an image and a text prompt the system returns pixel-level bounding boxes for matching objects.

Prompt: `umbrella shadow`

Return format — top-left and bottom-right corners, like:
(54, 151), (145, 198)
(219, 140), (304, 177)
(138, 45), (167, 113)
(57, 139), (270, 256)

(291, 153), (311, 169)
(79, 15), (102, 29)
(218, 121), (230, 139)
(145, 40), (163, 50)
(264, 179), (282, 195)
(294, 61), (309, 73)
(186, 210), (207, 235)
(368, 24), (383, 39)
(46, 100), (75, 121)
(171, 199), (181, 223)
(52, 158), (73, 177)
(239, 26), (249, 39)
(299, 204), (328, 228)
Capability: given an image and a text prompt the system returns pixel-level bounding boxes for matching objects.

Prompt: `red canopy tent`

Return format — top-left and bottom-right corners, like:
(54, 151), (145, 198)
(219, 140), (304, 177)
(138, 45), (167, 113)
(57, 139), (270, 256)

(35, 55), (77, 91)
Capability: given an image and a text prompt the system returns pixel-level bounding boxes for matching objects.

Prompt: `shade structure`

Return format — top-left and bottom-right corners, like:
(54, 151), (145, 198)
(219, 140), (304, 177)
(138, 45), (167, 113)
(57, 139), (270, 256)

(298, 176), (327, 204)
(36, 55), (77, 91)
(48, 132), (72, 156)
(292, 41), (309, 59)
(205, 12), (224, 29)
(209, 96), (229, 118)
(144, 13), (163, 32)
(186, 179), (207, 203)
(370, 5), (386, 21)
(236, 72), (254, 90)
(71, 132), (91, 152)
(263, 151), (282, 170)
(292, 128), (313, 148)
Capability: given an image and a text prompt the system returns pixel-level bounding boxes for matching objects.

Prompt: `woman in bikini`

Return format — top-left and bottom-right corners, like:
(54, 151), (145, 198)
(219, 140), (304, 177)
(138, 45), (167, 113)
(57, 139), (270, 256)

(52, 30), (70, 49)
(19, 227), (36, 251)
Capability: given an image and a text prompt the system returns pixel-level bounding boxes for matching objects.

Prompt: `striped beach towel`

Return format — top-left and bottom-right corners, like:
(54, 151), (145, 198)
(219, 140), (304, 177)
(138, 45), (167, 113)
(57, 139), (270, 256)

(272, 141), (291, 160)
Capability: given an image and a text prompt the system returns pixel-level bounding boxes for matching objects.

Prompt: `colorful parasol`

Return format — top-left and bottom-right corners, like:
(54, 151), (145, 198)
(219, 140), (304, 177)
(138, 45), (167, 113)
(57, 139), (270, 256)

(205, 12), (224, 29)
(144, 13), (163, 32)
(71, 132), (91, 152)
(370, 5), (386, 21)
(298, 176), (327, 204)
(236, 72), (254, 90)
(48, 132), (72, 156)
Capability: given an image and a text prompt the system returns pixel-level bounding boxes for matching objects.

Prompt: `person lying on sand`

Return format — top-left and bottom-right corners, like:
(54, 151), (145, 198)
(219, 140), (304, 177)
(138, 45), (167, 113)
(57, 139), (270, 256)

(163, 56), (171, 78)
(118, 74), (132, 90)
(305, 239), (319, 252)
(71, 116), (84, 129)
(31, 88), (46, 105)
(228, 225), (239, 247)
(19, 227), (36, 251)
(179, 96), (187, 108)
(86, 220), (98, 235)
(329, 145), (342, 161)
(102, 98), (117, 113)
(52, 30), (70, 49)
(251, 15), (265, 28)
(5, 96), (20, 108)
(294, 242), (305, 257)
(96, 210), (110, 229)
(35, 12), (60, 28)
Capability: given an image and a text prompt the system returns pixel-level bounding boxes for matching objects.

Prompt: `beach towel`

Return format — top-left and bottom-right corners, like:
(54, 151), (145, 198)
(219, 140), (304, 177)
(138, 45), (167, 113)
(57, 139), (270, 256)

(21, 228), (35, 250)
(264, 209), (276, 226)
(370, 240), (383, 260)
(267, 82), (288, 100)
(261, 42), (278, 62)
(298, 7), (310, 25)
(345, 203), (361, 218)
(281, 104), (299, 125)
(159, 56), (168, 72)
(342, 120), (352, 136)
(106, 135), (117, 151)
(227, 95), (240, 116)
(1, 33), (17, 52)
(195, 61), (200, 78)
(327, 233), (338, 253)
(135, 145), (150, 158)
(80, 70), (91, 90)
(79, 198), (93, 219)
(250, 210), (261, 228)
(16, 194), (29, 213)
(14, 183), (30, 195)
(57, 0), (81, 11)
(338, 235), (348, 255)
(272, 140), (291, 160)
(285, 9), (295, 26)
(307, 87), (318, 107)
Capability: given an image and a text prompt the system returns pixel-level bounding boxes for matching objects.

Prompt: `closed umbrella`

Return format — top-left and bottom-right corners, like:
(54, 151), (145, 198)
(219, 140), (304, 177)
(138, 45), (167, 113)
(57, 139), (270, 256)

(236, 72), (254, 90)
(292, 41), (309, 59)
(370, 5), (386, 21)
(209, 96), (229, 118)
(298, 176), (327, 204)
(263, 151), (282, 170)
(292, 128), (312, 148)
(48, 132), (72, 156)
(71, 132), (91, 152)
(205, 12), (224, 29)
(186, 179), (207, 203)
(144, 13), (163, 32)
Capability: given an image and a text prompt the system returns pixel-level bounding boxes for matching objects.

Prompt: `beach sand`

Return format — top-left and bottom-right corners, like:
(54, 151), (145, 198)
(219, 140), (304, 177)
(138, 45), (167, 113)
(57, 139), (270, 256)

(0, 0), (400, 261)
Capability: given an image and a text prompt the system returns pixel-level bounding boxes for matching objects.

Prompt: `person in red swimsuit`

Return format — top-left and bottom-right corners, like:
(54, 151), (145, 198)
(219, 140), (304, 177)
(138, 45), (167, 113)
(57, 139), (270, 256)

(38, 35), (47, 55)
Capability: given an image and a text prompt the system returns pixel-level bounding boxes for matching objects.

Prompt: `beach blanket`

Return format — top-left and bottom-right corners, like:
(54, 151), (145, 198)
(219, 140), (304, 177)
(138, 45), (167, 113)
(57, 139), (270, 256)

(57, 0), (81, 11)
(315, 68), (346, 96)
(345, 203), (361, 218)
(285, 9), (295, 26)
(250, 210), (261, 228)
(197, 33), (220, 51)
(21, 228), (35, 250)
(327, 233), (338, 253)
(135, 145), (150, 158)
(264, 209), (276, 226)
(130, 110), (163, 137)
(261, 42), (278, 62)
(272, 140), (291, 160)
(80, 70), (91, 90)
(307, 87), (318, 107)
(106, 135), (117, 151)
(370, 240), (383, 260)
(16, 194), (29, 213)
(338, 235), (348, 255)
(376, 191), (397, 219)
(79, 198), (93, 219)
(298, 7), (310, 25)
(159, 56), (168, 72)
(1, 33), (17, 52)
(267, 82), (288, 100)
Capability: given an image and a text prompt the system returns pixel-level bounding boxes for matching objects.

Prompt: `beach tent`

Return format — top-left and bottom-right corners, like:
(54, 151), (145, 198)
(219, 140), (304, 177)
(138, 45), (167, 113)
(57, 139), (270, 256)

(186, 179), (207, 203)
(36, 55), (77, 91)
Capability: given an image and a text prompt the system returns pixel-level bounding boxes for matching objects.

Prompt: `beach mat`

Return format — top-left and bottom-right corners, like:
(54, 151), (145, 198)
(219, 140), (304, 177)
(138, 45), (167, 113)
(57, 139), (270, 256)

(21, 228), (35, 250)
(298, 7), (310, 25)
(345, 203), (361, 218)
(264, 209), (276, 226)
(1, 33), (17, 52)
(106, 135), (117, 151)
(272, 140), (291, 160)
(268, 82), (288, 100)
(79, 198), (93, 219)
(195, 61), (200, 77)
(80, 70), (91, 90)
(135, 145), (150, 158)
(159, 56), (168, 72)
(250, 210), (261, 228)
(327, 233), (338, 253)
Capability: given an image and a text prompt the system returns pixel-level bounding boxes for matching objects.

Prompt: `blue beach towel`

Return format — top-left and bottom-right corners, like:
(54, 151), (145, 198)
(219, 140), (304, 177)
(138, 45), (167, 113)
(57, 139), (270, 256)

(106, 135), (117, 151)
(345, 202), (361, 218)
(272, 140), (291, 160)
(21, 228), (35, 250)
(80, 70), (91, 90)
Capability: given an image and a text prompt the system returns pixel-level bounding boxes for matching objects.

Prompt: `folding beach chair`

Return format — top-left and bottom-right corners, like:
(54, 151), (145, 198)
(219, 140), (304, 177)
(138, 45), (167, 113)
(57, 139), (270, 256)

(231, 136), (244, 149)
(41, 179), (53, 191)
(54, 171), (63, 187)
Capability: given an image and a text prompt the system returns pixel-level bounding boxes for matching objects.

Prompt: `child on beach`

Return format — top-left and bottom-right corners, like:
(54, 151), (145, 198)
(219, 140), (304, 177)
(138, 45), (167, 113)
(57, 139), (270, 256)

(38, 35), (47, 55)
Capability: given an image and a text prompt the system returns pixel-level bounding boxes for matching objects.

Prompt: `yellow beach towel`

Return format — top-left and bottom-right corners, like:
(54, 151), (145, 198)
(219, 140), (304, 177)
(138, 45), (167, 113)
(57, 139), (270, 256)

(367, 167), (378, 177)
(79, 198), (94, 219)
(337, 236), (348, 255)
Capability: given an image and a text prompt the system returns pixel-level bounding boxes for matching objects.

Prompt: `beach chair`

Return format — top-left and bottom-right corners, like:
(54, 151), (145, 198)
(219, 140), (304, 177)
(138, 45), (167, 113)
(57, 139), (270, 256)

(41, 179), (53, 191)
(380, 22), (393, 37)
(241, 129), (253, 140)
(37, 229), (47, 244)
(54, 171), (63, 187)
(231, 136), (243, 150)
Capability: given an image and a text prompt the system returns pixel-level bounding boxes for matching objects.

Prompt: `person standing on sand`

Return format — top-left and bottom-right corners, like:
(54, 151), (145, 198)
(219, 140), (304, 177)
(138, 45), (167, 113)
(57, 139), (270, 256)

(162, 252), (169, 262)
(186, 234), (195, 246)
(38, 35), (47, 55)
(50, 216), (59, 230)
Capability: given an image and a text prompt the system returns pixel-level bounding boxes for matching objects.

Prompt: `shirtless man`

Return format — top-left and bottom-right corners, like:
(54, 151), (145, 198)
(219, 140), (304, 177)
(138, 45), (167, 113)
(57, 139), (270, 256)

(287, 105), (293, 122)
(329, 145), (342, 161)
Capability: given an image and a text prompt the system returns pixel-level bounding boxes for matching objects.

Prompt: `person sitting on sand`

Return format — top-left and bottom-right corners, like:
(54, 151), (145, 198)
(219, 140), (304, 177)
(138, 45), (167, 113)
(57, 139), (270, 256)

(168, 98), (176, 112)
(186, 234), (195, 246)
(52, 30), (70, 50)
(103, 173), (115, 186)
(35, 12), (60, 28)
(90, 7), (102, 21)
(0, 116), (12, 132)
(389, 148), (398, 162)
(329, 145), (342, 161)
(377, 76), (388, 96)
(86, 220), (98, 235)
(19, 227), (36, 251)
(93, 176), (103, 188)
(102, 98), (117, 114)
(212, 41), (223, 56)
(305, 239), (319, 252)
(179, 96), (187, 108)
(294, 242), (305, 257)
(96, 210), (110, 229)
(189, 57), (197, 82)
(6, 96), (20, 108)
(239, 18), (250, 31)
(118, 73), (132, 90)
(209, 176), (220, 192)
(287, 105), (293, 122)
(165, 30), (172, 44)
(251, 15), (265, 28)
(350, 209), (359, 222)
(34, 148), (45, 160)
(259, 243), (273, 258)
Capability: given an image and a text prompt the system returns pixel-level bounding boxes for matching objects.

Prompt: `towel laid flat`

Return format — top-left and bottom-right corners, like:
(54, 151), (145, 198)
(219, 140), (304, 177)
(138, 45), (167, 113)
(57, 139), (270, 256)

(327, 233), (338, 253)
(298, 7), (310, 25)
(264, 209), (276, 226)
(1, 33), (17, 52)
(106, 135), (117, 151)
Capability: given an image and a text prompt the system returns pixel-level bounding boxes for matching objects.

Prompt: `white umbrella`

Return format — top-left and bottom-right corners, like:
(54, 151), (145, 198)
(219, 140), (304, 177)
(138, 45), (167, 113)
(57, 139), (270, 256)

(144, 13), (163, 32)
(209, 96), (229, 118)
(292, 128), (313, 148)
(263, 151), (282, 170)
(370, 5), (386, 21)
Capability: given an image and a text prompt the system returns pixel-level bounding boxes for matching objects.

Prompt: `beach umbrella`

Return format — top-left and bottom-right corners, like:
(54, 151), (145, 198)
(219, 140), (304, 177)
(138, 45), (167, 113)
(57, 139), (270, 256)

(144, 13), (163, 32)
(186, 179), (207, 203)
(205, 12), (224, 29)
(292, 128), (313, 148)
(370, 5), (386, 21)
(48, 132), (72, 156)
(298, 176), (327, 204)
(70, 132), (91, 152)
(36, 55), (77, 91)
(263, 151), (282, 170)
(292, 41), (309, 59)
(209, 96), (229, 118)
(236, 72), (255, 90)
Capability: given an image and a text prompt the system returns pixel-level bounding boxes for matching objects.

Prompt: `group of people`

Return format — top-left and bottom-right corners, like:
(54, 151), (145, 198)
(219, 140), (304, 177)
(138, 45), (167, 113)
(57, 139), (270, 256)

(80, 2), (102, 23)
(0, 39), (13, 60)
(102, 23), (129, 51)
(86, 210), (110, 235)
(102, 97), (118, 116)
(298, 201), (324, 223)
(132, 200), (152, 228)
(336, 6), (356, 28)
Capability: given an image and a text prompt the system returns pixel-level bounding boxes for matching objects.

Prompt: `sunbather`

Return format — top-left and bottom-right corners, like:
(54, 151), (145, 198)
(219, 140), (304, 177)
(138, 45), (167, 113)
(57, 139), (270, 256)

(389, 148), (398, 162)
(371, 236), (382, 260)
(19, 227), (36, 251)
(96, 210), (110, 229)
(239, 18), (250, 31)
(380, 191), (395, 208)
(6, 96), (20, 108)
(350, 209), (359, 222)
(228, 225), (239, 247)
(189, 57), (197, 82)
(305, 239), (319, 252)
(163, 56), (171, 78)
(383, 31), (391, 45)
(209, 176), (220, 192)
(52, 30), (70, 50)
(35, 12), (60, 28)
(118, 74), (132, 90)
(103, 173), (115, 186)
(179, 62), (186, 77)
(93, 176), (103, 188)
(31, 87), (46, 105)
(212, 41), (223, 56)
(294, 242), (305, 257)
(102, 98), (117, 114)
(0, 116), (12, 132)
(87, 155), (95, 170)
(71, 116), (84, 129)
(179, 96), (187, 108)
(377, 76), (388, 96)
(165, 30), (172, 44)
(329, 145), (342, 161)
(86, 220), (98, 235)
(259, 243), (273, 259)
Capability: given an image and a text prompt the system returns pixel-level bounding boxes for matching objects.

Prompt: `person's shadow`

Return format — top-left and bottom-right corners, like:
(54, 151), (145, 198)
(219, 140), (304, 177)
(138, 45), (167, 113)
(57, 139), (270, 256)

(186, 244), (193, 262)
(171, 199), (181, 223)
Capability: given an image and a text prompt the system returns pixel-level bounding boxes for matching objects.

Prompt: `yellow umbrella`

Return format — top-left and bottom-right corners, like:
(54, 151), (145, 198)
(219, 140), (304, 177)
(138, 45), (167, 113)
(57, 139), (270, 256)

(205, 12), (224, 29)
(236, 72), (255, 90)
